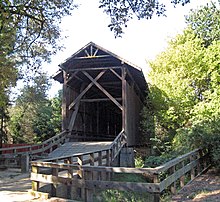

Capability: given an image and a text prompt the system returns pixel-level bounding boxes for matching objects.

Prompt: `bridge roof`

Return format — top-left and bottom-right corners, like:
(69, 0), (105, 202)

(53, 42), (147, 93)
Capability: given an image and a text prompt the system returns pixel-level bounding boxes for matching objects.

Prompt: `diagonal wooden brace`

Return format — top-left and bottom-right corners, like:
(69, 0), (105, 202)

(83, 71), (123, 111)
(68, 70), (106, 110)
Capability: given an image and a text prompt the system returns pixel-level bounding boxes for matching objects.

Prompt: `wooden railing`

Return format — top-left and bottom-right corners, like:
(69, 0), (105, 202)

(30, 148), (210, 201)
(0, 130), (68, 168)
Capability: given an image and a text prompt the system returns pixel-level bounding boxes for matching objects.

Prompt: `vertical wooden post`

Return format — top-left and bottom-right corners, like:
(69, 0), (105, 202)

(106, 150), (111, 180)
(122, 66), (127, 134)
(77, 155), (85, 200)
(153, 174), (160, 202)
(171, 166), (176, 194)
(180, 161), (185, 188)
(32, 165), (40, 191)
(198, 149), (203, 174)
(190, 155), (195, 180)
(65, 157), (73, 199)
(85, 170), (93, 202)
(21, 153), (29, 173)
(51, 166), (58, 197)
(62, 71), (68, 131)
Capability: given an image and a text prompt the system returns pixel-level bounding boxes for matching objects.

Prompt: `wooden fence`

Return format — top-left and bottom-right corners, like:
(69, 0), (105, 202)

(30, 148), (210, 201)
(0, 130), (68, 168)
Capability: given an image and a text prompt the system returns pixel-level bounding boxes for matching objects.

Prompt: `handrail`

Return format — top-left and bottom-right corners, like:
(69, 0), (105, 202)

(30, 148), (210, 201)
(0, 130), (68, 155)
(38, 130), (127, 163)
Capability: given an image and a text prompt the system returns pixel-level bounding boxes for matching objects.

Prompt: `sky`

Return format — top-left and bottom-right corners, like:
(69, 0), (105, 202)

(46, 0), (214, 97)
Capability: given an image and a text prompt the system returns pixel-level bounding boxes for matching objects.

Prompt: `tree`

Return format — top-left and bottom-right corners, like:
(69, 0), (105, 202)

(99, 0), (191, 37)
(0, 0), (76, 76)
(186, 1), (220, 47)
(0, 0), (76, 114)
(144, 3), (220, 164)
(0, 0), (203, 104)
(33, 90), (62, 143)
(8, 73), (52, 143)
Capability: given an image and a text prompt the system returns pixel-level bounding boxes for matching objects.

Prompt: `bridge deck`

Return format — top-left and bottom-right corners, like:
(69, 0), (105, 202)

(48, 141), (112, 159)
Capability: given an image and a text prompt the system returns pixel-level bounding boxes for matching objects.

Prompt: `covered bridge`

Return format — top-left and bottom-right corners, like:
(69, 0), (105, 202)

(53, 42), (147, 146)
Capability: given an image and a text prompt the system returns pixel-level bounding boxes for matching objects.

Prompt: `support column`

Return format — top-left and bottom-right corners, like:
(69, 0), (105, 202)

(122, 67), (127, 135)
(62, 71), (68, 131)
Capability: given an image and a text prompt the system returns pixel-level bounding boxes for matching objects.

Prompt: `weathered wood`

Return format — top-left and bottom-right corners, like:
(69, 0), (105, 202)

(68, 99), (80, 132)
(154, 148), (201, 174)
(67, 66), (122, 72)
(32, 166), (40, 191)
(83, 71), (123, 110)
(80, 97), (122, 102)
(68, 70), (106, 110)
(170, 166), (176, 194)
(159, 160), (198, 191)
(30, 147), (210, 201)
(110, 68), (122, 80)
(62, 71), (68, 130)
(122, 67), (127, 132)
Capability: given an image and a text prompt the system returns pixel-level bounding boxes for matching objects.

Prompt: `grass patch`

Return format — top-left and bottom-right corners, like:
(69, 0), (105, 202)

(93, 173), (154, 201)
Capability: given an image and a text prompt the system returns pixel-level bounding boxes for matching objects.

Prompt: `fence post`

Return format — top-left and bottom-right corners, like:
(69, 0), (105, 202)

(153, 174), (160, 202)
(32, 165), (40, 192)
(170, 166), (177, 194)
(190, 154), (195, 180)
(21, 153), (29, 173)
(77, 155), (85, 200)
(85, 170), (93, 202)
(51, 161), (58, 197)
(180, 161), (185, 188)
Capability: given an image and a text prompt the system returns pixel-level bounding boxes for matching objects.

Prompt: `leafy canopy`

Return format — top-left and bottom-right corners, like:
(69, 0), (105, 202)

(143, 2), (220, 159)
(99, 0), (191, 37)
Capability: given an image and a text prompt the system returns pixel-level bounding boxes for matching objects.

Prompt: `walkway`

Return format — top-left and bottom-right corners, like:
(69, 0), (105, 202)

(48, 141), (112, 158)
(172, 168), (220, 202)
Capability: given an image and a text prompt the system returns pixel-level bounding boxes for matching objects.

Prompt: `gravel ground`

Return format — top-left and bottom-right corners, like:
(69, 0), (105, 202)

(0, 168), (34, 202)
(172, 168), (220, 202)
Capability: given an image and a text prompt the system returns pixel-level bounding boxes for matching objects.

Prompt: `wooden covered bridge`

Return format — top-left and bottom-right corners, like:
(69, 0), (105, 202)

(53, 41), (147, 146)
(0, 43), (211, 201)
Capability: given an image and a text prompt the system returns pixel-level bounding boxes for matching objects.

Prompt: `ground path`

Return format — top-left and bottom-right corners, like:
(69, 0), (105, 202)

(0, 168), (219, 201)
(172, 168), (220, 202)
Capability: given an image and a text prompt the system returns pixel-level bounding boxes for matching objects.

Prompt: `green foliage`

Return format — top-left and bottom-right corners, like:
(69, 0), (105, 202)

(99, 0), (190, 37)
(135, 156), (144, 168)
(186, 1), (220, 47)
(0, 0), (76, 75)
(141, 3), (220, 165)
(94, 173), (152, 201)
(0, 0), (75, 117)
(144, 153), (176, 168)
(8, 74), (62, 143)
(95, 189), (152, 202)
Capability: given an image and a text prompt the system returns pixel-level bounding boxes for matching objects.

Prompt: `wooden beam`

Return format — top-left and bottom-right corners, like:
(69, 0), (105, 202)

(62, 71), (68, 130)
(67, 71), (84, 83)
(68, 70), (106, 110)
(83, 71), (123, 111)
(73, 55), (111, 60)
(110, 68), (122, 80)
(122, 67), (127, 132)
(81, 98), (122, 102)
(68, 66), (122, 72)
(68, 100), (80, 132)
